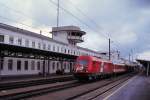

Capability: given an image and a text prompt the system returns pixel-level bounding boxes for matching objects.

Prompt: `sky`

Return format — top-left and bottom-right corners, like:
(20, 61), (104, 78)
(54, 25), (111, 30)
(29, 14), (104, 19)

(0, 0), (150, 60)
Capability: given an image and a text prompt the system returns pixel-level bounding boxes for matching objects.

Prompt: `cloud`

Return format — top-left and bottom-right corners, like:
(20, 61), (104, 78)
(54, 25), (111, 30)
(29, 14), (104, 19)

(137, 50), (150, 60)
(79, 30), (108, 51)
(0, 0), (150, 60)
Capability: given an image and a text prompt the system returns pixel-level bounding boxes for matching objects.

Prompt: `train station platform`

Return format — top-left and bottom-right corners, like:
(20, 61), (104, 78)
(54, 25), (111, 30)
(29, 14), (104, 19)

(0, 73), (72, 84)
(103, 74), (150, 100)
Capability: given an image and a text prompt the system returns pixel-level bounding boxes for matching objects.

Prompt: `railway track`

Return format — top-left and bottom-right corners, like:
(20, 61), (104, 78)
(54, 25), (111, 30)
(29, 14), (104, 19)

(66, 73), (135, 100)
(0, 73), (135, 100)
(0, 75), (74, 91)
(0, 80), (83, 100)
(27, 73), (136, 100)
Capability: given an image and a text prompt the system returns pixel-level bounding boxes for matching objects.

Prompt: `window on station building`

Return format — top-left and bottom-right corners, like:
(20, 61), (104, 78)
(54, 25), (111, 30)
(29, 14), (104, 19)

(64, 49), (66, 53)
(37, 61), (40, 70)
(32, 41), (35, 48)
(25, 40), (29, 47)
(31, 61), (35, 70)
(0, 58), (3, 70)
(18, 38), (22, 46)
(61, 47), (63, 53)
(68, 50), (70, 54)
(48, 44), (51, 50)
(43, 44), (46, 50)
(70, 50), (72, 54)
(38, 43), (41, 49)
(57, 62), (59, 69)
(68, 64), (70, 69)
(57, 46), (59, 52)
(17, 60), (21, 71)
(9, 36), (14, 44)
(8, 59), (13, 70)
(53, 46), (55, 51)
(64, 63), (66, 70)
(52, 62), (55, 70)
(0, 35), (4, 42)
(24, 61), (28, 70)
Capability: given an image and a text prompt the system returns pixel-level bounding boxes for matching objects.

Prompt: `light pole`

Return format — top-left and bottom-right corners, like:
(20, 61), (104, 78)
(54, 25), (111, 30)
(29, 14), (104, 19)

(129, 53), (131, 62)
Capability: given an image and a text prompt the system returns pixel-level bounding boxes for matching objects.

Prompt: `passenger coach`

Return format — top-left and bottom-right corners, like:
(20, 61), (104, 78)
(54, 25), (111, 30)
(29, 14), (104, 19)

(74, 56), (127, 80)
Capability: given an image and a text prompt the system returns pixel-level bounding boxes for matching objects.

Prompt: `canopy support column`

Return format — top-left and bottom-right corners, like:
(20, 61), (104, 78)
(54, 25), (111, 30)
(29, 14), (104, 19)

(147, 62), (149, 76)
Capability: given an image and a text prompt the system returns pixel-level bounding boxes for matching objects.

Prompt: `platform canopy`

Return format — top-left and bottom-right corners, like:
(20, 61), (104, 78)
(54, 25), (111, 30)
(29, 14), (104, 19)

(136, 59), (150, 76)
(0, 43), (77, 61)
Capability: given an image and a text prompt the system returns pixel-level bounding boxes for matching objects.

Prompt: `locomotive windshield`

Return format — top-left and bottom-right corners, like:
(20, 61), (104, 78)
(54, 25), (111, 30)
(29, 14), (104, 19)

(77, 60), (88, 65)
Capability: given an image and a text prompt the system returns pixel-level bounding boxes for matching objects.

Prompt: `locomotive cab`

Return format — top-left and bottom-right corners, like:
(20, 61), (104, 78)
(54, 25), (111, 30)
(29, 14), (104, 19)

(73, 56), (101, 80)
(75, 56), (90, 73)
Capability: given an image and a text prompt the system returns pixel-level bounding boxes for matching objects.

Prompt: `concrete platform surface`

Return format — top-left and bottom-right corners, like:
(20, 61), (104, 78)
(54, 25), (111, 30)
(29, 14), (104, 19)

(103, 75), (150, 100)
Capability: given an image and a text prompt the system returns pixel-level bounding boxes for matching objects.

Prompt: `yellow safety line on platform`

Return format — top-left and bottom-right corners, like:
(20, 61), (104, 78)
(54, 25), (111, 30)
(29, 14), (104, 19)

(103, 75), (138, 100)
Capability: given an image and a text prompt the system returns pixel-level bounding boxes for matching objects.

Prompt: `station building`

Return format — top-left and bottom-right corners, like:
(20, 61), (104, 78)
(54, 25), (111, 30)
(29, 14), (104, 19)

(0, 23), (103, 77)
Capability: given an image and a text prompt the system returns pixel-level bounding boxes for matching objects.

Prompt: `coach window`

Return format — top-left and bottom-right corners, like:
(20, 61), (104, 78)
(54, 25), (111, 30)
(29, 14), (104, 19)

(0, 35), (4, 42)
(9, 36), (14, 44)
(31, 61), (35, 70)
(37, 61), (40, 70)
(8, 59), (13, 70)
(18, 38), (22, 46)
(17, 60), (21, 71)
(25, 40), (29, 47)
(52, 62), (55, 70)
(24, 61), (28, 70)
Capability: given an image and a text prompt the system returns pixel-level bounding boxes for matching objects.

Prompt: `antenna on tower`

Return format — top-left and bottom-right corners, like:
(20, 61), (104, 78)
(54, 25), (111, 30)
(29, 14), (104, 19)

(57, 0), (60, 27)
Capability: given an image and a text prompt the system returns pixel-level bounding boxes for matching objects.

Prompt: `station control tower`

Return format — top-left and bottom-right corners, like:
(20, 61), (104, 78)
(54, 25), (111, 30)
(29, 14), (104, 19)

(51, 26), (86, 46)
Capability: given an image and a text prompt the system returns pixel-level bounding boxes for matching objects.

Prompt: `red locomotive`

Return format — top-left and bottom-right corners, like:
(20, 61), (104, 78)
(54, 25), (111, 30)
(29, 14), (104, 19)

(73, 55), (127, 80)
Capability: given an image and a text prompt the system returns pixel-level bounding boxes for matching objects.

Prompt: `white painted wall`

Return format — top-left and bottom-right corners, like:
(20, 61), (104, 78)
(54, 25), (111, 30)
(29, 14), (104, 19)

(0, 27), (102, 76)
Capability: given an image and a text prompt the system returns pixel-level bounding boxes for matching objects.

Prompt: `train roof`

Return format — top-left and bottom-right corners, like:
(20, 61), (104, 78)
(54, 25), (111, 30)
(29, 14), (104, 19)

(78, 55), (112, 63)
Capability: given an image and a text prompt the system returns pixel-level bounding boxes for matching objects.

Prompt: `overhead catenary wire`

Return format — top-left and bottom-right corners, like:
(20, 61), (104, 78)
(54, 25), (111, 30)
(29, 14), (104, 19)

(48, 0), (127, 55)
(0, 0), (133, 59)
(67, 0), (106, 35)
(66, 0), (132, 54)
(48, 0), (109, 39)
